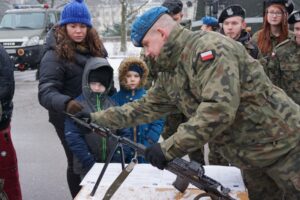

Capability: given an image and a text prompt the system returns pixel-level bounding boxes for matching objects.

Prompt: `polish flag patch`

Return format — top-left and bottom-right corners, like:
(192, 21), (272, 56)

(200, 50), (214, 61)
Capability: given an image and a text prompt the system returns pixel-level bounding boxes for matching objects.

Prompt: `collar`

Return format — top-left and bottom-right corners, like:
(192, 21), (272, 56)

(155, 24), (187, 72)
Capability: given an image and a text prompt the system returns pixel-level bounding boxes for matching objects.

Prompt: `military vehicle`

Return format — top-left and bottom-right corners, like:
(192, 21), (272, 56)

(0, 4), (60, 71)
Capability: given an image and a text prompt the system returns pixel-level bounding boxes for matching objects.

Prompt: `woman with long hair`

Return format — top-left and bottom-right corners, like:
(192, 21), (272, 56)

(252, 0), (294, 57)
(38, 0), (113, 197)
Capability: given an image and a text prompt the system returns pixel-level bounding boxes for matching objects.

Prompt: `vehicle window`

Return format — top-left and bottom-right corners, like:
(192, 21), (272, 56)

(0, 12), (45, 29)
(48, 12), (56, 24)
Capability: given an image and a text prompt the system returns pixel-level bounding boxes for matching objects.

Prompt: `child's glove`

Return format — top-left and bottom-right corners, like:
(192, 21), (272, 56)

(145, 143), (168, 170)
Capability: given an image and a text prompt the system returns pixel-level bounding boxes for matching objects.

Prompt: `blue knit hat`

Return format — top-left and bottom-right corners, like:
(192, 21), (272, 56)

(59, 0), (92, 27)
(131, 6), (169, 47)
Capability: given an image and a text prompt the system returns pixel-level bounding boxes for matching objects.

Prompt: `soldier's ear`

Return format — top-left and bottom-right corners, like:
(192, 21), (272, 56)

(242, 20), (247, 29)
(157, 27), (168, 41)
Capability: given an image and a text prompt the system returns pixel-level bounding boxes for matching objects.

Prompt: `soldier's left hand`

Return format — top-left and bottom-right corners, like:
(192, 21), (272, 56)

(145, 143), (168, 170)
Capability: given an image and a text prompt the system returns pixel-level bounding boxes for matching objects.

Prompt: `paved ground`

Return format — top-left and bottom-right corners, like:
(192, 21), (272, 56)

(12, 70), (71, 200)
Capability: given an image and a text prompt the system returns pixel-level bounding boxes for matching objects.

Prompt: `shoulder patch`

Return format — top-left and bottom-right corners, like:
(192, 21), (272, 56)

(200, 50), (215, 61)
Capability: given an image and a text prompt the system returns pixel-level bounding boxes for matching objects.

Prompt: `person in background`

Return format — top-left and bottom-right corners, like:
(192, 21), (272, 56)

(38, 0), (111, 197)
(219, 4), (260, 59)
(251, 0), (294, 58)
(162, 0), (183, 22)
(65, 57), (122, 179)
(0, 44), (22, 200)
(265, 10), (300, 104)
(200, 16), (219, 32)
(77, 7), (300, 199)
(111, 57), (164, 163)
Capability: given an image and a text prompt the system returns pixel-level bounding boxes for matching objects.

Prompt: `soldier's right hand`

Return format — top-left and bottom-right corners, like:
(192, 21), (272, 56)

(65, 100), (83, 115)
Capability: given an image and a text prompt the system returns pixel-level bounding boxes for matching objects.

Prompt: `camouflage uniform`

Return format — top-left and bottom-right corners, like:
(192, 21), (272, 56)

(251, 30), (295, 58)
(266, 36), (300, 105)
(91, 25), (300, 199)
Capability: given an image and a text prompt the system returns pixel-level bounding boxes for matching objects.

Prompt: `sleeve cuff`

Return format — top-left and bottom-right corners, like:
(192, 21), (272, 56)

(160, 135), (187, 161)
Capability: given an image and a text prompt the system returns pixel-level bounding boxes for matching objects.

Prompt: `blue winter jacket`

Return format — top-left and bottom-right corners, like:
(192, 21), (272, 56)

(112, 87), (164, 163)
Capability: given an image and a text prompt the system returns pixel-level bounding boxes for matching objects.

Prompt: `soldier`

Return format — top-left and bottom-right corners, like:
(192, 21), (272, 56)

(251, 0), (294, 58)
(219, 4), (260, 59)
(76, 6), (300, 199)
(200, 16), (219, 32)
(265, 10), (300, 104)
(143, 0), (185, 90)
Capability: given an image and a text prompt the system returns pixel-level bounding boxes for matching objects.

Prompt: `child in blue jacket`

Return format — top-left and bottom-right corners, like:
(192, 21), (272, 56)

(64, 57), (121, 178)
(112, 57), (164, 163)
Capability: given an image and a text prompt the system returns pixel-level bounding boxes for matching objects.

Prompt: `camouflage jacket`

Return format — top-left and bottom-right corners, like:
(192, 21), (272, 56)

(91, 25), (300, 169)
(266, 36), (300, 105)
(251, 30), (295, 58)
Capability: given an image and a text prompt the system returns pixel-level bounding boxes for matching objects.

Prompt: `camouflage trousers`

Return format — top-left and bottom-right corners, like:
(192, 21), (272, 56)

(243, 143), (300, 200)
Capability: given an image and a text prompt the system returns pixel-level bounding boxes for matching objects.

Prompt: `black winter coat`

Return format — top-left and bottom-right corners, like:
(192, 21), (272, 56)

(38, 28), (112, 129)
(0, 44), (14, 129)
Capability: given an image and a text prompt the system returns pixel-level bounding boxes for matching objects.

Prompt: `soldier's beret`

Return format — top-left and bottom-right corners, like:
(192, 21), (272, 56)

(288, 10), (300, 24)
(131, 6), (169, 47)
(264, 0), (294, 14)
(162, 0), (183, 15)
(218, 5), (246, 23)
(201, 16), (219, 27)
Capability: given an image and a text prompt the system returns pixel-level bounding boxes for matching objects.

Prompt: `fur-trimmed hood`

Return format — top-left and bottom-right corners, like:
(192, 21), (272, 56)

(118, 57), (149, 90)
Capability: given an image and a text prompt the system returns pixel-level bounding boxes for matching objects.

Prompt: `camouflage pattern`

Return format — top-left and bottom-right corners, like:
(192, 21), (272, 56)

(91, 25), (300, 199)
(266, 36), (300, 105)
(251, 30), (295, 58)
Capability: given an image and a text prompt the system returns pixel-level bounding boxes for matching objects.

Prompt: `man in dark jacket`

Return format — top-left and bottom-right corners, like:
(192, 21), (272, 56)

(219, 4), (260, 59)
(0, 44), (22, 200)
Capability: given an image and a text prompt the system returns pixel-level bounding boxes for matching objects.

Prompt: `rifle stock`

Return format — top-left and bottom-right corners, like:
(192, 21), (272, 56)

(67, 113), (235, 200)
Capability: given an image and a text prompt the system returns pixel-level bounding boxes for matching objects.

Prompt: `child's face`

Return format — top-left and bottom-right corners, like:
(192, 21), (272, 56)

(89, 82), (106, 93)
(125, 71), (141, 90)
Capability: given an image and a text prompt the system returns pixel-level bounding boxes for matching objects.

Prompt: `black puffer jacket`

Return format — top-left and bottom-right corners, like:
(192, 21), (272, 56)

(0, 44), (14, 129)
(38, 27), (111, 129)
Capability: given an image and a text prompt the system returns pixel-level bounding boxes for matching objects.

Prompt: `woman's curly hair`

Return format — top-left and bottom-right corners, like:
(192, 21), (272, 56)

(55, 25), (107, 61)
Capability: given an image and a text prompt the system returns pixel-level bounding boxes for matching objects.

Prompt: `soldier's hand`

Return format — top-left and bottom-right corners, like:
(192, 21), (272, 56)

(145, 143), (168, 170)
(75, 111), (91, 123)
(66, 100), (83, 114)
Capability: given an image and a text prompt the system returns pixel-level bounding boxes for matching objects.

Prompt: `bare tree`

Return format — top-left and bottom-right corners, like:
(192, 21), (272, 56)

(119, 0), (150, 52)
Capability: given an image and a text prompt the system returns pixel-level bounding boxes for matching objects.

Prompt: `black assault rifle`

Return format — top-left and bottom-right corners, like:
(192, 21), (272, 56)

(68, 113), (235, 200)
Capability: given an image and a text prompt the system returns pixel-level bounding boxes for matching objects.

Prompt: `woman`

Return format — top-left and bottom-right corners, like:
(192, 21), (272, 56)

(266, 10), (300, 103)
(251, 0), (294, 58)
(38, 0), (111, 197)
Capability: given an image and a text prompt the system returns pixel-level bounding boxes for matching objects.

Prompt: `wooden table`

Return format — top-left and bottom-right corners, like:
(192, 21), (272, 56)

(75, 163), (249, 200)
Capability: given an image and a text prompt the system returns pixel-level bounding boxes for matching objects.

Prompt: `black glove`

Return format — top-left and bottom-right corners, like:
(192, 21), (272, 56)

(145, 143), (168, 170)
(65, 100), (83, 114)
(75, 111), (91, 123)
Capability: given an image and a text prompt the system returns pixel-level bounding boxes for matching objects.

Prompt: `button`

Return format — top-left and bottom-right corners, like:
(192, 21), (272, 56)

(1, 151), (7, 157)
